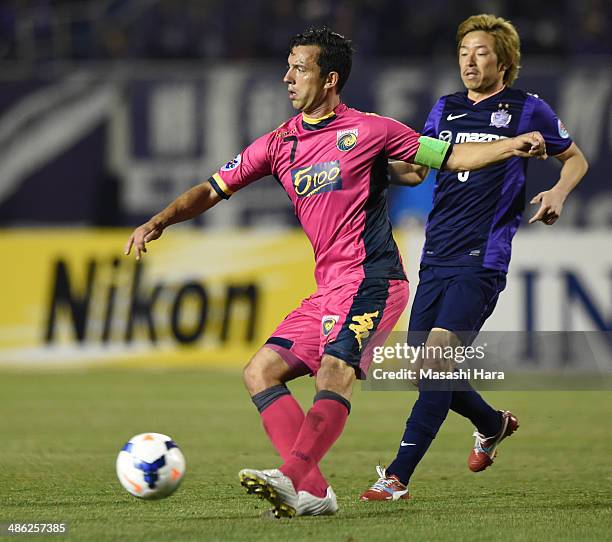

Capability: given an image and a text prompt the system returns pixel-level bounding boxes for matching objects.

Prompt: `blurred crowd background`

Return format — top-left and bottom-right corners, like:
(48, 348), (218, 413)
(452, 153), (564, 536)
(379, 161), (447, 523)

(0, 1), (610, 230)
(1, 0), (611, 63)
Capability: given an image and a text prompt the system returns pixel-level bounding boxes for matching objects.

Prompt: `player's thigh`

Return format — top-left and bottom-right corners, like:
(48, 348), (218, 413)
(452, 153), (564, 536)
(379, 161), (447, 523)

(262, 294), (322, 377)
(434, 267), (507, 344)
(408, 265), (447, 342)
(471, 269), (507, 329)
(323, 278), (409, 378)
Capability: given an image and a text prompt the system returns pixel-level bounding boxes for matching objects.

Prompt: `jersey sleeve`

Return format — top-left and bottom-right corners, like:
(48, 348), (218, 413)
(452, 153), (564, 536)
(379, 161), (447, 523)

(421, 97), (446, 138)
(380, 110), (451, 169)
(208, 133), (273, 199)
(528, 97), (573, 156)
(381, 116), (422, 162)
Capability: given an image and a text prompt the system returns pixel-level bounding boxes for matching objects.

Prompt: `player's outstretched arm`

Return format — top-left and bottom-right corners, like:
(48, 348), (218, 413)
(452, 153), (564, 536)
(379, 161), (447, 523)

(529, 142), (588, 225)
(124, 181), (223, 260)
(444, 131), (547, 171)
(388, 161), (429, 186)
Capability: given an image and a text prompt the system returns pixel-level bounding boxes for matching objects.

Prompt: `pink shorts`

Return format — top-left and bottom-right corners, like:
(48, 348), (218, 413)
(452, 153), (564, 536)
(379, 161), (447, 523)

(265, 278), (409, 377)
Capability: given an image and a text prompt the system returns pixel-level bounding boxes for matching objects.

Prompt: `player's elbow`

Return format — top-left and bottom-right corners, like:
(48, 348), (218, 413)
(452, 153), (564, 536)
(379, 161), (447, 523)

(570, 144), (589, 175)
(566, 151), (589, 182)
(414, 166), (430, 184)
(579, 153), (589, 177)
(393, 168), (429, 186)
(558, 143), (589, 178)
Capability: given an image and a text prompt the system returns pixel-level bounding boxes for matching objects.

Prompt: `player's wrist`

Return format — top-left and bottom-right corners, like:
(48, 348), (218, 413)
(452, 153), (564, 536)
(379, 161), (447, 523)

(550, 185), (569, 200)
(495, 138), (518, 160)
(149, 216), (167, 231)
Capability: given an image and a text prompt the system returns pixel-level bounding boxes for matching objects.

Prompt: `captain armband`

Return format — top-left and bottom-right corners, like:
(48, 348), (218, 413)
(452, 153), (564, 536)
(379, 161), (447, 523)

(413, 136), (451, 169)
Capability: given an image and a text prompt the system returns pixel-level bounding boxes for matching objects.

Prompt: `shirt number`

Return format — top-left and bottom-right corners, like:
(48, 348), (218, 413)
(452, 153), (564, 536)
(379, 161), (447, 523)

(283, 136), (298, 164)
(458, 171), (470, 183)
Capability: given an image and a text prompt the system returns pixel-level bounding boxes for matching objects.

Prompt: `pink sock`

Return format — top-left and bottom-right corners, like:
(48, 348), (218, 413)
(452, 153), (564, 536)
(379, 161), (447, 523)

(261, 394), (328, 497)
(280, 397), (349, 489)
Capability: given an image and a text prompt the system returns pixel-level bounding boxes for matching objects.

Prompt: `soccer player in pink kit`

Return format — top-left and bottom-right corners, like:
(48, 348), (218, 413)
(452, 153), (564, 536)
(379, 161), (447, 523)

(125, 27), (547, 518)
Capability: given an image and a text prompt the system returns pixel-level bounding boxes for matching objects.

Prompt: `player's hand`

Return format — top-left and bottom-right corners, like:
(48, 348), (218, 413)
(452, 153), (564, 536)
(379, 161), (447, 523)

(124, 221), (164, 260)
(528, 188), (566, 225)
(512, 131), (547, 160)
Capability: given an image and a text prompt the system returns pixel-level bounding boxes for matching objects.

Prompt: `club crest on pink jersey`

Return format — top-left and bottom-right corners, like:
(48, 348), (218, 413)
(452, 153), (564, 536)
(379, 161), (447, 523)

(291, 160), (342, 198)
(336, 128), (358, 151)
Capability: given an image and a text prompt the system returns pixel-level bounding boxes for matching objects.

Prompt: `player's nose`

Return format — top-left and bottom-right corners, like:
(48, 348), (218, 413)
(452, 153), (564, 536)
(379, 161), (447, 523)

(283, 69), (294, 84)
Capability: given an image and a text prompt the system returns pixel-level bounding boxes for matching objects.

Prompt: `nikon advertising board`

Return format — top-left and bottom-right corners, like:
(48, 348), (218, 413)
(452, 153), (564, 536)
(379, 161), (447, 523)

(0, 229), (322, 368)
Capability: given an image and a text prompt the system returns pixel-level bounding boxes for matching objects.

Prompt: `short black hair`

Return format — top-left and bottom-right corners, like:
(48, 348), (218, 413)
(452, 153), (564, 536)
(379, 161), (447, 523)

(288, 27), (354, 92)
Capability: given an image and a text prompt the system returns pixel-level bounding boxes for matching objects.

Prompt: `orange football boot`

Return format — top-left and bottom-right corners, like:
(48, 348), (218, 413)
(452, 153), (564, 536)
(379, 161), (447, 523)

(468, 410), (519, 472)
(359, 466), (411, 501)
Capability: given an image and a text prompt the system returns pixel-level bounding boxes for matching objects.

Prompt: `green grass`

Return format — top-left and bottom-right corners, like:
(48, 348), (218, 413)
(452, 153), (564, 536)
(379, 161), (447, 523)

(1, 369), (610, 541)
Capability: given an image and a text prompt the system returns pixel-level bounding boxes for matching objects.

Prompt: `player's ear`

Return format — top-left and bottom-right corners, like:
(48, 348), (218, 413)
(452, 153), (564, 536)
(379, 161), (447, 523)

(324, 71), (339, 91)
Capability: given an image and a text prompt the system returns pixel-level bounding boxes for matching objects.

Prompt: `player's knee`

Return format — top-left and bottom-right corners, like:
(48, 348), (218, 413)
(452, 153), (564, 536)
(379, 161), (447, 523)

(242, 360), (258, 393)
(243, 353), (271, 395)
(420, 355), (450, 373)
(243, 347), (288, 395)
(421, 327), (461, 372)
(428, 327), (460, 348)
(316, 355), (356, 400)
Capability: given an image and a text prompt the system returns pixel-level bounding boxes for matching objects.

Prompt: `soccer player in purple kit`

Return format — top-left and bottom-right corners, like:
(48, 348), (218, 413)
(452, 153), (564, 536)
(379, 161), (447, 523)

(360, 14), (588, 501)
(125, 27), (548, 518)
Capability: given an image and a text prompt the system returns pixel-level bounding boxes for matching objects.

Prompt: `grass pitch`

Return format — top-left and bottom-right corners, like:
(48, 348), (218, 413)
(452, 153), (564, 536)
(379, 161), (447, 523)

(1, 369), (610, 541)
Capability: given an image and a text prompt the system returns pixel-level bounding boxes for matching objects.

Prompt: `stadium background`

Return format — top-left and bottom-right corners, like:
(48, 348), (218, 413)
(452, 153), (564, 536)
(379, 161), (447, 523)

(0, 2), (611, 540)
(1, 0), (610, 368)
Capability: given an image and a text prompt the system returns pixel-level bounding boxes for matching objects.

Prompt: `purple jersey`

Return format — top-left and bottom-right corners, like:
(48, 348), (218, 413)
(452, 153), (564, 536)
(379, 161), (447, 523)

(209, 103), (421, 287)
(421, 87), (573, 272)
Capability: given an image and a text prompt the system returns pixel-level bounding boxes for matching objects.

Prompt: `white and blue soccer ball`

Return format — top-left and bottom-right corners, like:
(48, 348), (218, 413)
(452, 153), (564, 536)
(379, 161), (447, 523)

(116, 433), (186, 499)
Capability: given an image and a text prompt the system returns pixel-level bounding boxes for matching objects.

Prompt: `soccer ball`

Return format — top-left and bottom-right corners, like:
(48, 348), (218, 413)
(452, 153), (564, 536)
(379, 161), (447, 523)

(116, 433), (186, 499)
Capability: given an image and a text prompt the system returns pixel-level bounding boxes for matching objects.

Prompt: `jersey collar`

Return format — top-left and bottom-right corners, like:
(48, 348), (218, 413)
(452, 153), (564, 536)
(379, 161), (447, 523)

(301, 103), (347, 130)
(467, 86), (507, 106)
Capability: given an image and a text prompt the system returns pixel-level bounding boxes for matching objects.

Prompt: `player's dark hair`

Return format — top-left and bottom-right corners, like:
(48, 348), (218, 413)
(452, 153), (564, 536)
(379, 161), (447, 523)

(288, 27), (354, 92)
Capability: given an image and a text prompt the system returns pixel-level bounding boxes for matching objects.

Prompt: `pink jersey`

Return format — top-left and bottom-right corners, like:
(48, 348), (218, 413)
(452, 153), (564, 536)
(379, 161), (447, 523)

(209, 103), (421, 288)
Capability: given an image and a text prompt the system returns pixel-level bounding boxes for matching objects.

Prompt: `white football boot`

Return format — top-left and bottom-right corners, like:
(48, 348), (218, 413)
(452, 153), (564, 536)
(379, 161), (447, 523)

(296, 486), (338, 516)
(239, 468), (299, 518)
